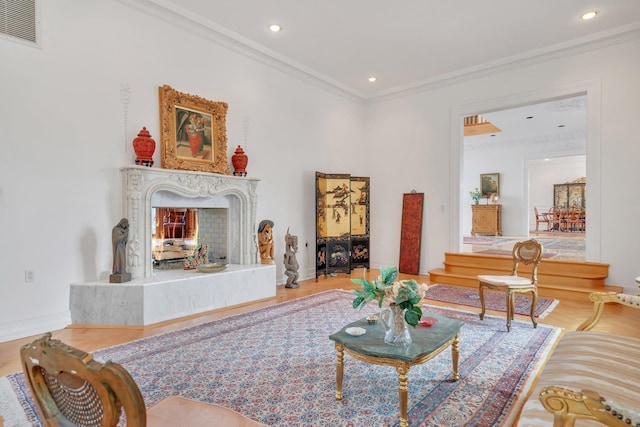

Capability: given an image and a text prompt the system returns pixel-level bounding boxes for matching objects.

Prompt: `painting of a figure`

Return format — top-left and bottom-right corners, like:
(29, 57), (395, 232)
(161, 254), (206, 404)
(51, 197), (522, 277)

(175, 107), (213, 161)
(158, 85), (229, 174)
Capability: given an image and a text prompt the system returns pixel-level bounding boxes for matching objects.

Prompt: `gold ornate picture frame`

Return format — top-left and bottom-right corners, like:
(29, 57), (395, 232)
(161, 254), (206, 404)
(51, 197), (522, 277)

(158, 85), (230, 174)
(480, 173), (500, 197)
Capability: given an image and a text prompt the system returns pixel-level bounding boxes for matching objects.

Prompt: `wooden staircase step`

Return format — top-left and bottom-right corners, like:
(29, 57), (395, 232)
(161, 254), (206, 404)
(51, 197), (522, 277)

(428, 252), (618, 301)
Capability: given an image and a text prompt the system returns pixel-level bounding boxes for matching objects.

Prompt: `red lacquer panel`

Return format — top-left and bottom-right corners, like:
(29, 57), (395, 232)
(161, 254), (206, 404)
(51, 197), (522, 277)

(399, 193), (424, 274)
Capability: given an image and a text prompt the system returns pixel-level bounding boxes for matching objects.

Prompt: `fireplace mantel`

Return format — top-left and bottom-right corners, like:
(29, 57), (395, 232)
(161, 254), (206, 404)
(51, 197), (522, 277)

(69, 167), (273, 326)
(121, 166), (260, 279)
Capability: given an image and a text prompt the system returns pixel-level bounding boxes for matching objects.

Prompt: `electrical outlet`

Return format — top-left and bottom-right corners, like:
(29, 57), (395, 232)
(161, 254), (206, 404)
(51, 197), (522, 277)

(25, 270), (35, 283)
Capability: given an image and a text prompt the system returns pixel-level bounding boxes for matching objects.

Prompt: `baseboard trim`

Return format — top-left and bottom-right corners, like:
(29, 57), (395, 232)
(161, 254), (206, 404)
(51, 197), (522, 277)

(0, 311), (71, 343)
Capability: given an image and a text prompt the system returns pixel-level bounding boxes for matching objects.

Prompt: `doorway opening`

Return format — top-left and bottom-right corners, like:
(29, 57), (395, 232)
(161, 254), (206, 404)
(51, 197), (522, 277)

(457, 93), (599, 260)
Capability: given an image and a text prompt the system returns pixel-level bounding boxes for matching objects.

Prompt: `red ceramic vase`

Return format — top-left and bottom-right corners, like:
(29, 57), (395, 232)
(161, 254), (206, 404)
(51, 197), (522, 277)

(232, 145), (248, 176)
(133, 127), (155, 167)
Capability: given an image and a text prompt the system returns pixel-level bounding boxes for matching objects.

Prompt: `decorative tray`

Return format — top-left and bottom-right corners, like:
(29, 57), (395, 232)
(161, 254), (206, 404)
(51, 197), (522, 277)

(196, 263), (228, 273)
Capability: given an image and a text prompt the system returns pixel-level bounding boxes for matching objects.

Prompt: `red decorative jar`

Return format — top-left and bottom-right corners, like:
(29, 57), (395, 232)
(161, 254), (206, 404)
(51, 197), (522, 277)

(133, 127), (155, 167)
(232, 145), (248, 176)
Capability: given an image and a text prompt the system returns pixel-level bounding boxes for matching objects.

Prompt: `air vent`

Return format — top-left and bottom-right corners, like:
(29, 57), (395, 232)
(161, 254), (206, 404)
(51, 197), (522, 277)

(1, 0), (39, 46)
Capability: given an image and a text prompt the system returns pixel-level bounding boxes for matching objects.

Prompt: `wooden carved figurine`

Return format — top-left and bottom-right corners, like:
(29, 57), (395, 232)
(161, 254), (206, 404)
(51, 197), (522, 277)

(258, 220), (275, 264)
(283, 228), (299, 288)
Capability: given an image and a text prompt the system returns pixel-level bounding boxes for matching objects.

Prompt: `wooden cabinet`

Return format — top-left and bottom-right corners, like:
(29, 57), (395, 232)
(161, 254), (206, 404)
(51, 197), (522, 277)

(554, 182), (585, 208)
(471, 204), (502, 236)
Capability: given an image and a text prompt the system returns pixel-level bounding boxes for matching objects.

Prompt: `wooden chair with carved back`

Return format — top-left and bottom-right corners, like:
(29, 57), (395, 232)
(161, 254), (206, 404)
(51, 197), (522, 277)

(533, 206), (551, 232)
(477, 239), (544, 332)
(21, 333), (266, 427)
(564, 206), (584, 232)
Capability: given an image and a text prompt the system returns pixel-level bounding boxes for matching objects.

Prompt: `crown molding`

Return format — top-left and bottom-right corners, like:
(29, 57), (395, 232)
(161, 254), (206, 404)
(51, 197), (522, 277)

(118, 0), (366, 104)
(119, 0), (639, 105)
(368, 24), (640, 104)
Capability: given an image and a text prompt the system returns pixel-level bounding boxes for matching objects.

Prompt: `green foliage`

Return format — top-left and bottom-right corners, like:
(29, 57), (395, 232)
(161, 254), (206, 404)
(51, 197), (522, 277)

(404, 306), (423, 326)
(469, 187), (483, 203)
(351, 266), (426, 327)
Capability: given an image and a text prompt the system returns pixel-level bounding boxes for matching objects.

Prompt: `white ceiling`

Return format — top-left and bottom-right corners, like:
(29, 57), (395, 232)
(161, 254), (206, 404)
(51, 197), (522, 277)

(465, 95), (587, 146)
(155, 0), (640, 99)
(147, 1), (637, 142)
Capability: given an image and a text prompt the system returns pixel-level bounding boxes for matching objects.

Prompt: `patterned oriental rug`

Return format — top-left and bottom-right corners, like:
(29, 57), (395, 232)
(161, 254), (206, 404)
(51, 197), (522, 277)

(0, 290), (560, 427)
(463, 236), (585, 250)
(463, 236), (585, 260)
(425, 284), (559, 319)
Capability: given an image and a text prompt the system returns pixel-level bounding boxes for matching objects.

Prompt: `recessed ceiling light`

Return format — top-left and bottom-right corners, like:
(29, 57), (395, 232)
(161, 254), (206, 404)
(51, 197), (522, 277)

(268, 24), (282, 32)
(368, 77), (377, 82)
(580, 10), (599, 21)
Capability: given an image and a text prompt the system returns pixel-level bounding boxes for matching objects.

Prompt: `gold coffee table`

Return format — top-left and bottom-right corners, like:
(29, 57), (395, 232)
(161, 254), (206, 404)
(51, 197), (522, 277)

(329, 312), (464, 427)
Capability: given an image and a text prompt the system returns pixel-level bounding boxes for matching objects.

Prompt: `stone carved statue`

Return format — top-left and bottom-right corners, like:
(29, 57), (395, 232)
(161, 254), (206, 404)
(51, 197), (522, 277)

(258, 219), (275, 264)
(283, 228), (299, 288)
(110, 218), (132, 283)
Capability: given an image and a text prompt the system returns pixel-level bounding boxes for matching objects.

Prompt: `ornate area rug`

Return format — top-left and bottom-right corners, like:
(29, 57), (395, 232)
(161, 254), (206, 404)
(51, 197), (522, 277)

(426, 284), (559, 319)
(463, 236), (584, 250)
(463, 235), (585, 260)
(1, 290), (560, 427)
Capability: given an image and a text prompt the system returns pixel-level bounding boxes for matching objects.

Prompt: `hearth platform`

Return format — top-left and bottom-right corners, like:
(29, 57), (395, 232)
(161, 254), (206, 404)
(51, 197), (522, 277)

(70, 264), (276, 326)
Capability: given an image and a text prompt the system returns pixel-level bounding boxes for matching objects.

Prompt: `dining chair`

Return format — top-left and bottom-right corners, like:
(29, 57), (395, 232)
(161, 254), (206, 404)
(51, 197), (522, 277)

(549, 207), (564, 232)
(477, 239), (544, 331)
(565, 206), (583, 232)
(20, 333), (267, 427)
(533, 207), (551, 231)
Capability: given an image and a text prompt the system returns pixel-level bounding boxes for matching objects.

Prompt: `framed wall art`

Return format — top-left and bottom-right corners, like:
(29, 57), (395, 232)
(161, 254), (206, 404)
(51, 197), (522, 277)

(480, 173), (500, 197)
(158, 85), (230, 174)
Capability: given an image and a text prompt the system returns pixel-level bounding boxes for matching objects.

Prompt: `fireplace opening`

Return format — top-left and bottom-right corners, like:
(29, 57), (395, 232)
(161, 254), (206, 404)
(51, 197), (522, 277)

(151, 207), (228, 270)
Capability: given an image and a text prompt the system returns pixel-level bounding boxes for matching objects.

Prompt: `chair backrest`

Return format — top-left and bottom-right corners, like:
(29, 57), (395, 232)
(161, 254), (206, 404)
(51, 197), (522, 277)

(20, 333), (146, 427)
(510, 239), (544, 284)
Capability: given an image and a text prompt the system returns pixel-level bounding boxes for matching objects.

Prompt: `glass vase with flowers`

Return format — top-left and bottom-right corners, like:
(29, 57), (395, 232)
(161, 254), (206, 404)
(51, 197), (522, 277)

(351, 266), (429, 346)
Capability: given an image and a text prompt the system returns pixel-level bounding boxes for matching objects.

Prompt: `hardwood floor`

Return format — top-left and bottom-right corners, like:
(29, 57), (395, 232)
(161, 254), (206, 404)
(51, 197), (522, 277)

(1, 270), (639, 423)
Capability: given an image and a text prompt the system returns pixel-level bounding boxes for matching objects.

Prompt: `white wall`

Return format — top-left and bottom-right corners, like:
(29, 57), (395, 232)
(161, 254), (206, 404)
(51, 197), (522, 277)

(1, 1), (639, 342)
(0, 0), (364, 342)
(364, 39), (640, 290)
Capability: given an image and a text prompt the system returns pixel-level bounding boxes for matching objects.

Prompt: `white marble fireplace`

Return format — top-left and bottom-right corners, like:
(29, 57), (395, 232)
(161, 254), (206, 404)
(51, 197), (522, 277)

(70, 166), (276, 326)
